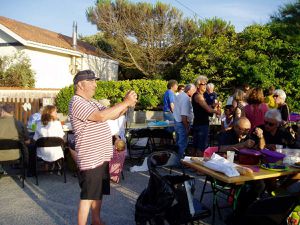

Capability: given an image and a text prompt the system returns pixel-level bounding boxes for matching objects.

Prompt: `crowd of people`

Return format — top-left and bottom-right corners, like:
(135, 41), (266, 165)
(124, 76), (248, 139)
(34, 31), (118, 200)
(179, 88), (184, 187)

(1, 69), (300, 225)
(163, 77), (299, 223)
(163, 77), (298, 159)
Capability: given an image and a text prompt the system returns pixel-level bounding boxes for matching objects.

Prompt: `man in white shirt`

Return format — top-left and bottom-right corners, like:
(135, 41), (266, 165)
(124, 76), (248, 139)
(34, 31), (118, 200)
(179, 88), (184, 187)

(173, 84), (196, 158)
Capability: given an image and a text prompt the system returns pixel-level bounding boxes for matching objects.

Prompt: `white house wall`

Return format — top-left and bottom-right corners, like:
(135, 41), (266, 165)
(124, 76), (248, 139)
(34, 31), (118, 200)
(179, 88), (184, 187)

(23, 48), (74, 88)
(0, 30), (119, 88)
(0, 45), (23, 57)
(81, 54), (118, 81)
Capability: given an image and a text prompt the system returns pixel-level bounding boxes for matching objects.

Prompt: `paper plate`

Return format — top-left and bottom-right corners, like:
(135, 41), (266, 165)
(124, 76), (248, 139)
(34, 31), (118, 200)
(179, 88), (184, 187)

(260, 163), (289, 172)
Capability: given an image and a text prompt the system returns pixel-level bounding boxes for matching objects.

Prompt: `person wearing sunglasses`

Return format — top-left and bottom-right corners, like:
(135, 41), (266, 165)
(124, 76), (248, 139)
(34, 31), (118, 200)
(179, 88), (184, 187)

(192, 76), (221, 156)
(252, 109), (295, 150)
(218, 117), (256, 152)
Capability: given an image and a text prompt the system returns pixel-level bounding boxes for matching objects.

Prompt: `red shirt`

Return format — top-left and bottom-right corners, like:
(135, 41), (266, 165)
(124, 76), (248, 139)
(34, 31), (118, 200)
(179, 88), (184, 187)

(244, 103), (269, 131)
(69, 95), (113, 171)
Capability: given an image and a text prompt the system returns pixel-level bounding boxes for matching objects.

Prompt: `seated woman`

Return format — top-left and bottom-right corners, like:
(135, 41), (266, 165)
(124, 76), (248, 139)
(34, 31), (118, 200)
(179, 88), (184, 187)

(253, 109), (295, 150)
(273, 89), (289, 125)
(33, 105), (65, 171)
(252, 109), (296, 194)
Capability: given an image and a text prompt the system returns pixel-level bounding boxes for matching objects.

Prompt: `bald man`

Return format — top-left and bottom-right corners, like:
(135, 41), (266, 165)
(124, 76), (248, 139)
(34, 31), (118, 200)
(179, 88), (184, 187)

(218, 117), (256, 152)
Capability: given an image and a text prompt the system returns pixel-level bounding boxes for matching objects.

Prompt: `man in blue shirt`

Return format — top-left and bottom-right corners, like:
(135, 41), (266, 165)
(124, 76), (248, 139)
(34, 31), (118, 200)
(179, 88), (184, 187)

(163, 80), (178, 133)
(163, 80), (178, 117)
(163, 80), (178, 127)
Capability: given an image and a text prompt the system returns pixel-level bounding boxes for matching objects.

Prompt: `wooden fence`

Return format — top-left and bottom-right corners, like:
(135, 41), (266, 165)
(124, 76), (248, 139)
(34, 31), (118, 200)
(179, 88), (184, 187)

(0, 88), (60, 125)
(0, 97), (42, 125)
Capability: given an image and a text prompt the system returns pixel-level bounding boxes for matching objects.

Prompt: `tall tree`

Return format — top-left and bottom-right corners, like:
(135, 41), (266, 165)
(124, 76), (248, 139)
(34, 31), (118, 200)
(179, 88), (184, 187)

(180, 18), (238, 96)
(269, 0), (300, 47)
(86, 0), (198, 79)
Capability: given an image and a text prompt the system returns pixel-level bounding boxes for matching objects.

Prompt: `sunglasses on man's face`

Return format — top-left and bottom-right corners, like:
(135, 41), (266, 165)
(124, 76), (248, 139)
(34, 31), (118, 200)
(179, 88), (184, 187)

(273, 95), (279, 98)
(238, 127), (250, 133)
(264, 120), (276, 127)
(199, 83), (207, 86)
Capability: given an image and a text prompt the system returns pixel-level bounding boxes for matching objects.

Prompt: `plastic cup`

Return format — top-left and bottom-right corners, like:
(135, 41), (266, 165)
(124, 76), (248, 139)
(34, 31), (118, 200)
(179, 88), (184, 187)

(31, 123), (37, 131)
(227, 151), (235, 163)
(276, 145), (283, 153)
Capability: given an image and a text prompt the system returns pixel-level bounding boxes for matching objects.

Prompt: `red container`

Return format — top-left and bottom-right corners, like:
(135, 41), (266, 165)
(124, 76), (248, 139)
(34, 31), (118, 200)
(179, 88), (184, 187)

(261, 149), (285, 163)
(238, 149), (262, 165)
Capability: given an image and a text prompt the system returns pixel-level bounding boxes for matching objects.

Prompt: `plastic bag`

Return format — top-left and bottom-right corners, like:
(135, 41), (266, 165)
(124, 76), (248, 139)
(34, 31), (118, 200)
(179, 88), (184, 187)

(203, 153), (240, 177)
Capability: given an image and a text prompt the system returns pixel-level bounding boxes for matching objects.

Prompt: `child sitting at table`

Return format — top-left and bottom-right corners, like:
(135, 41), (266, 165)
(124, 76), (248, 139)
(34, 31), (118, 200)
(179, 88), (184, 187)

(221, 105), (234, 132)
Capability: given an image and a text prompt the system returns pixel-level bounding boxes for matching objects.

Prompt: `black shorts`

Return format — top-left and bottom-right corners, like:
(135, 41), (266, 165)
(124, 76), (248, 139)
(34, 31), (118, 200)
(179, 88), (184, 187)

(78, 162), (110, 200)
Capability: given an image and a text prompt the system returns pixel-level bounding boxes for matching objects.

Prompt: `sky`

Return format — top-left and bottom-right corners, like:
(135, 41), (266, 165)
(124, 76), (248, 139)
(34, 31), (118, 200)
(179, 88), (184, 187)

(0, 0), (291, 37)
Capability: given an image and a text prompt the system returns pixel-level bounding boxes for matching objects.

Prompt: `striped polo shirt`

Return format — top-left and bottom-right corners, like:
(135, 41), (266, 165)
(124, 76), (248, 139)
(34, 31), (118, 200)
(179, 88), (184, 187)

(69, 95), (113, 171)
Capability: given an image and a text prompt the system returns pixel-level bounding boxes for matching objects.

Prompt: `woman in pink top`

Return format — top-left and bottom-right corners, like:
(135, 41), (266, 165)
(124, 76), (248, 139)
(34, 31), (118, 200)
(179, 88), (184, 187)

(242, 87), (269, 131)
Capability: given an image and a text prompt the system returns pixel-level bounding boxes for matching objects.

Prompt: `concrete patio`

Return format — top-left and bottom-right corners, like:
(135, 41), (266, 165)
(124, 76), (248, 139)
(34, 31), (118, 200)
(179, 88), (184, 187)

(0, 161), (231, 225)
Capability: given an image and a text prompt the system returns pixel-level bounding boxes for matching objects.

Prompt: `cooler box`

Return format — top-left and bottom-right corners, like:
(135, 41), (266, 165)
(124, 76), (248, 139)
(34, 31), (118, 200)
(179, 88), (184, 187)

(238, 149), (262, 165)
(261, 149), (285, 163)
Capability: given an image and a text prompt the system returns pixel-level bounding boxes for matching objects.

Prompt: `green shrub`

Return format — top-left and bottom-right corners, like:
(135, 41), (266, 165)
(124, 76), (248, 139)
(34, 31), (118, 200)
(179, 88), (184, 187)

(56, 79), (167, 114)
(0, 52), (35, 87)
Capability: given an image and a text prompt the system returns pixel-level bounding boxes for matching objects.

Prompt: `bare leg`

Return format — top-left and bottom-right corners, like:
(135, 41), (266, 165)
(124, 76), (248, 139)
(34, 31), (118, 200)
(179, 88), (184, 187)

(78, 199), (93, 225)
(91, 200), (104, 225)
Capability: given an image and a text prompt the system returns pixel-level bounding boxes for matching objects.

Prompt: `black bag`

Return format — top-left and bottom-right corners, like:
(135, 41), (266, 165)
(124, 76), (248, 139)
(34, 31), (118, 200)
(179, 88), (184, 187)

(135, 171), (176, 225)
(164, 175), (196, 224)
(135, 172), (196, 225)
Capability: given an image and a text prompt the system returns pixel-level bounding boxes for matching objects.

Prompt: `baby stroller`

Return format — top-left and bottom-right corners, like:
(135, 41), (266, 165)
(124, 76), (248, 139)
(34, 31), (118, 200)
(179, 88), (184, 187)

(135, 150), (211, 225)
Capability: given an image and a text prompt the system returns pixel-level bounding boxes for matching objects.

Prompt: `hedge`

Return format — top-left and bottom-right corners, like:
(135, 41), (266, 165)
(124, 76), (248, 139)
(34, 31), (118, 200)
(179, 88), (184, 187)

(55, 79), (167, 115)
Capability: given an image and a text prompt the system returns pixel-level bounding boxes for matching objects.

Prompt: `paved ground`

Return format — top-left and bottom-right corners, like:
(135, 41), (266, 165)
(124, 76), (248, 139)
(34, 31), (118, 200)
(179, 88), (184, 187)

(0, 161), (230, 225)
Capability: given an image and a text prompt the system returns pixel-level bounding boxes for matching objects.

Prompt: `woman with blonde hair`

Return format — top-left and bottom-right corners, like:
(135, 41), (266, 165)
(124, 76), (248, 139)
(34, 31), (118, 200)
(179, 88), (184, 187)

(242, 87), (269, 131)
(33, 105), (65, 171)
(232, 89), (247, 119)
(192, 75), (221, 156)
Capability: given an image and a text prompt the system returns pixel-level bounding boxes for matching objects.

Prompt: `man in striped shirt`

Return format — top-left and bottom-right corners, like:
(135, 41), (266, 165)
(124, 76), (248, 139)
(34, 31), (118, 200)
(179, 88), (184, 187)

(69, 70), (137, 225)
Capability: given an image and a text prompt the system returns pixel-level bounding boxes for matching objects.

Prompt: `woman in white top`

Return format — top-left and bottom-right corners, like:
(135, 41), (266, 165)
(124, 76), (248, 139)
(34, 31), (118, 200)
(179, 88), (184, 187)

(33, 105), (65, 162)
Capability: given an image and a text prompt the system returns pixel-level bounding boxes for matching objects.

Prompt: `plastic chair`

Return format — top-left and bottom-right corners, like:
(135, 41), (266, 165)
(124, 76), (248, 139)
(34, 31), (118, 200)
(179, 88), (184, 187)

(35, 137), (66, 185)
(126, 128), (152, 163)
(0, 139), (25, 188)
(239, 194), (300, 225)
(135, 150), (211, 225)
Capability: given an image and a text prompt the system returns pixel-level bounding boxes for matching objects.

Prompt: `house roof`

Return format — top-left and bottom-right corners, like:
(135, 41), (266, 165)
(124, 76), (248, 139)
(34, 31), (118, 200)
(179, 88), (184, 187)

(0, 16), (99, 56)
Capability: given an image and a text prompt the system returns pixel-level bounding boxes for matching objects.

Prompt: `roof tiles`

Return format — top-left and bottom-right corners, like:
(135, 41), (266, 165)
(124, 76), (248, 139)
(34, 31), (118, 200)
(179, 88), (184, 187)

(0, 16), (99, 56)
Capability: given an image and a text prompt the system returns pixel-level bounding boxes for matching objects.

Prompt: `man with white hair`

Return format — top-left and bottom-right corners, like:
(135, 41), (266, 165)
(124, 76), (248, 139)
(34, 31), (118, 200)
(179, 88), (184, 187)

(173, 84), (196, 158)
(253, 109), (295, 150)
(204, 83), (218, 107)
